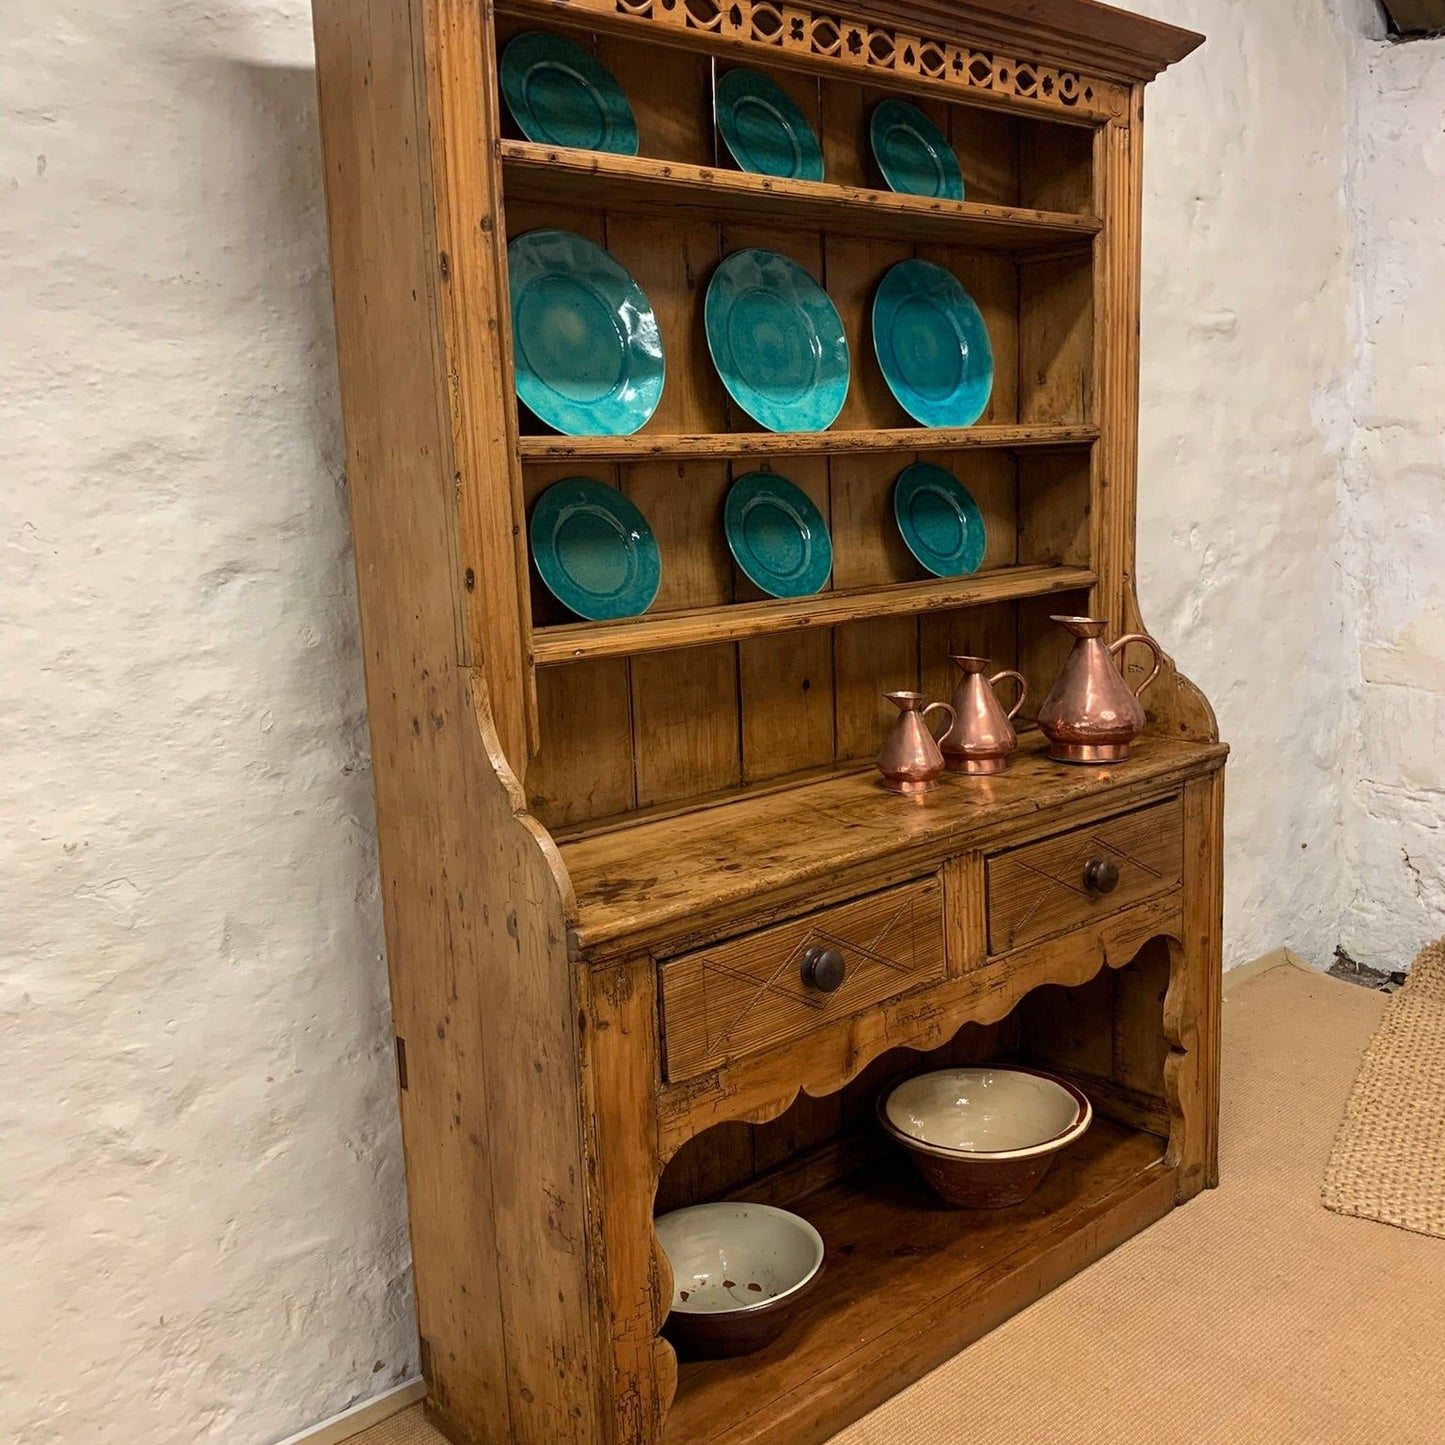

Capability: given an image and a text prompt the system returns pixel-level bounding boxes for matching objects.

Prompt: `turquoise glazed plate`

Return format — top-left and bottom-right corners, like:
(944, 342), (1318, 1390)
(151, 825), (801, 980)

(500, 31), (639, 155)
(893, 463), (987, 578)
(724, 472), (833, 598)
(508, 229), (664, 436)
(715, 69), (824, 182)
(705, 249), (849, 433)
(529, 478), (661, 620)
(869, 99), (964, 200)
(872, 259), (993, 428)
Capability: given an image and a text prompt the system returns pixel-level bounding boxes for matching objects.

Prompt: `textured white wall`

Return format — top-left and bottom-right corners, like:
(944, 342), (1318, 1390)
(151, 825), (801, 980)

(1338, 33), (1445, 973)
(1, 4), (413, 1444)
(1, 0), (1437, 1442)
(1129, 0), (1381, 969)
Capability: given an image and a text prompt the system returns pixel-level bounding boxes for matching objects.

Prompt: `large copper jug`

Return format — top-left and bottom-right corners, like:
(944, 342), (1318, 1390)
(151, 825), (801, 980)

(938, 656), (1028, 775)
(1037, 616), (1163, 763)
(876, 691), (956, 796)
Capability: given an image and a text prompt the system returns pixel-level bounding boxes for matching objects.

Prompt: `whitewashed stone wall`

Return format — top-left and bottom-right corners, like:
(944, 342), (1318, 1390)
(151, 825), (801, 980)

(0, 0), (1437, 1441)
(1337, 33), (1445, 974)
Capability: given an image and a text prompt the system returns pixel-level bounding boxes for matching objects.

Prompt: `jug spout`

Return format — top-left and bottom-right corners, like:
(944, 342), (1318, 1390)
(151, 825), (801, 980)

(1036, 617), (1164, 764)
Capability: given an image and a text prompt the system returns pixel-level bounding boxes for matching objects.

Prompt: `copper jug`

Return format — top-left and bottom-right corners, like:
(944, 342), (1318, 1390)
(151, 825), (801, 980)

(1037, 616), (1164, 763)
(876, 691), (956, 796)
(939, 656), (1028, 775)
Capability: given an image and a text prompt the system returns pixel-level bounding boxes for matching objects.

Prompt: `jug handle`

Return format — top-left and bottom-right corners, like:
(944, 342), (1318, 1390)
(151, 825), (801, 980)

(989, 670), (1028, 721)
(922, 701), (956, 737)
(1108, 633), (1164, 700)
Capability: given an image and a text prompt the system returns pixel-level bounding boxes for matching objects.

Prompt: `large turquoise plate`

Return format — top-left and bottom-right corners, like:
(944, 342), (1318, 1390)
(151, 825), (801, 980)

(724, 472), (833, 598)
(705, 249), (849, 433)
(893, 463), (987, 578)
(500, 31), (639, 155)
(869, 99), (964, 200)
(872, 259), (993, 428)
(715, 69), (824, 182)
(529, 478), (661, 620)
(508, 229), (664, 436)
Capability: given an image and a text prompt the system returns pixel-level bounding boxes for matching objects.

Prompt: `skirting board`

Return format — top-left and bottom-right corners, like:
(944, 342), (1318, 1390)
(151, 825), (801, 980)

(272, 1379), (426, 1445)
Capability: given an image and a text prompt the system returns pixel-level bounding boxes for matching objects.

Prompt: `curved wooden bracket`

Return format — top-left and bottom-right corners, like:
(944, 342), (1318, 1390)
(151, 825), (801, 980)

(1122, 579), (1221, 745)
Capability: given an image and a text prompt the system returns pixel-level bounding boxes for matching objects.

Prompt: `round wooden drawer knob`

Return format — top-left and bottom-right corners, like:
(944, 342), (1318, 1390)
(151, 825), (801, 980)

(1082, 857), (1121, 894)
(800, 946), (847, 993)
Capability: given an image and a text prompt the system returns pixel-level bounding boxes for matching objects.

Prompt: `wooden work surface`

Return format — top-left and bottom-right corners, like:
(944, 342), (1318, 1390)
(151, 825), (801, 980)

(560, 732), (1226, 955)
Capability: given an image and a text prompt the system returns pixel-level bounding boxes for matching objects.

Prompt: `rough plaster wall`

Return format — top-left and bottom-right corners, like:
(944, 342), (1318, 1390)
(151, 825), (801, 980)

(1337, 34), (1445, 970)
(1130, 0), (1380, 967)
(0, 4), (414, 1444)
(1, 1), (1436, 1443)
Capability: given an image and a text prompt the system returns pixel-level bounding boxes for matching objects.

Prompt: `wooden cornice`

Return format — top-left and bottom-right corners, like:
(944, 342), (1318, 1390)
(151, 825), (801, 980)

(841, 0), (1204, 83)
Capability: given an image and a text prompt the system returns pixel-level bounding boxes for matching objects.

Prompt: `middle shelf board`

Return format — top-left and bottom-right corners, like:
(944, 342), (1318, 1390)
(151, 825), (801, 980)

(531, 563), (1096, 666)
(518, 423), (1099, 464)
(501, 142), (1102, 253)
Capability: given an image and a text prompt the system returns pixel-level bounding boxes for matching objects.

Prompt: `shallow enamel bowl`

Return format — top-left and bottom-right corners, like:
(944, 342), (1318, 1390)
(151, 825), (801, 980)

(656, 1202), (825, 1357)
(879, 1066), (1092, 1208)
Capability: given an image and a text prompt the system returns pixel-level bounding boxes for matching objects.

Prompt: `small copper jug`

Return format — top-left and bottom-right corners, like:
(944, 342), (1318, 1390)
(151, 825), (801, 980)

(1037, 616), (1164, 763)
(939, 656), (1028, 775)
(876, 691), (956, 796)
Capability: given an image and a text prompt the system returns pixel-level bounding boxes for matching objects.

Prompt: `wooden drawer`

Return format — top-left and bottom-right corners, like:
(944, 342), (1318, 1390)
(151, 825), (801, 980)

(985, 798), (1184, 955)
(659, 876), (945, 1082)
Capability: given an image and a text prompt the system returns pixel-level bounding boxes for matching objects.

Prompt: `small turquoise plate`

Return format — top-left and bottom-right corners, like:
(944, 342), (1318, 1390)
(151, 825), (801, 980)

(724, 472), (833, 598)
(705, 249), (849, 433)
(530, 478), (661, 620)
(715, 69), (824, 182)
(869, 99), (964, 200)
(893, 463), (987, 578)
(508, 229), (664, 436)
(500, 31), (639, 155)
(872, 259), (993, 428)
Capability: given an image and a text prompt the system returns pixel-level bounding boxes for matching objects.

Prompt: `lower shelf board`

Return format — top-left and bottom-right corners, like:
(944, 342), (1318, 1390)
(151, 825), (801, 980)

(664, 1119), (1172, 1445)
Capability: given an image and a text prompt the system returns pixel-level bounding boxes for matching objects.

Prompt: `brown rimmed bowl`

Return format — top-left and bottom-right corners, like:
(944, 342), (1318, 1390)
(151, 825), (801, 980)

(655, 1202), (825, 1359)
(878, 1065), (1092, 1208)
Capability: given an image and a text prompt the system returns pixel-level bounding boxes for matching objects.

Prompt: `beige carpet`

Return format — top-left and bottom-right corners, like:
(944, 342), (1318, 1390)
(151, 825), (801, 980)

(1324, 937), (1445, 1239)
(355, 962), (1445, 1445)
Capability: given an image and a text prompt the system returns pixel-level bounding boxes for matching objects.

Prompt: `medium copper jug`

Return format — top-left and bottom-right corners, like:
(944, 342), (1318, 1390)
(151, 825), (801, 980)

(939, 656), (1028, 775)
(1037, 616), (1163, 763)
(876, 691), (956, 796)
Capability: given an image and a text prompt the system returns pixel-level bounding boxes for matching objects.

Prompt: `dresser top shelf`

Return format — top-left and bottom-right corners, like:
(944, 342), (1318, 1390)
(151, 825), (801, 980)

(557, 733), (1227, 955)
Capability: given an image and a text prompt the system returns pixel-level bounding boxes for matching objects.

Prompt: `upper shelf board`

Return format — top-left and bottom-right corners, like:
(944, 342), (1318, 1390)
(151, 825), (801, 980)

(501, 143), (1102, 253)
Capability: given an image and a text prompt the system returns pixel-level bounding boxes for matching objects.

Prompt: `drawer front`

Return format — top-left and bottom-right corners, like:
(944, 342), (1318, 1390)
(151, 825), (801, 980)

(985, 798), (1184, 955)
(659, 876), (945, 1082)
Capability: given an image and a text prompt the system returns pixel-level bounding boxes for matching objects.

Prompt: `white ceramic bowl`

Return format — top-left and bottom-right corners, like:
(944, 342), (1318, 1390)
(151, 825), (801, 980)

(882, 1066), (1090, 1157)
(879, 1066), (1092, 1207)
(655, 1202), (825, 1356)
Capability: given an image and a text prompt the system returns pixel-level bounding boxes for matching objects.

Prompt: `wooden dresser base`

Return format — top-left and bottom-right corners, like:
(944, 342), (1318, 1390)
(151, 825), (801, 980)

(666, 1122), (1174, 1444)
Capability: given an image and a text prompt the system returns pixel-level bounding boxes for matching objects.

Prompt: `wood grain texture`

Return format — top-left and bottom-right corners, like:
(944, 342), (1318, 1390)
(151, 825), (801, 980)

(311, 7), (598, 1439)
(500, 144), (1101, 249)
(417, 0), (532, 771)
(517, 423), (1098, 462)
(665, 1125), (1174, 1444)
(659, 876), (946, 1080)
(316, 1), (1220, 1438)
(577, 957), (676, 1443)
(561, 733), (1221, 956)
(984, 795), (1183, 952)
(657, 891), (1187, 1151)
(532, 565), (1096, 666)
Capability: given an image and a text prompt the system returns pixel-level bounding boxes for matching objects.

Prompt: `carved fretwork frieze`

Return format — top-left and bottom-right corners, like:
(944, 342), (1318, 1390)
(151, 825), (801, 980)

(511, 0), (1128, 119)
